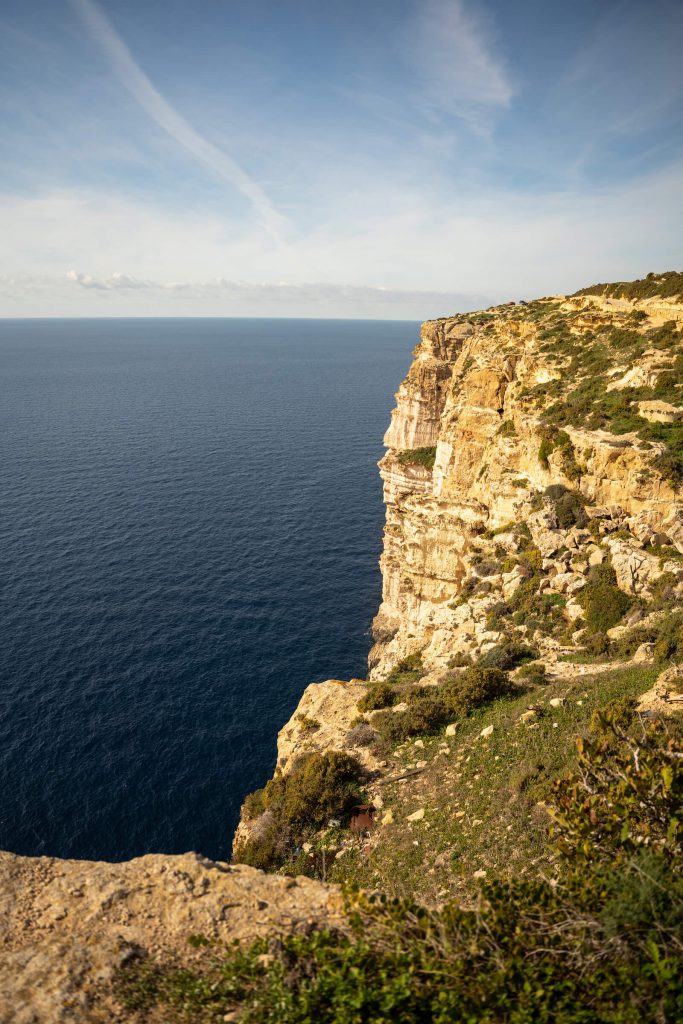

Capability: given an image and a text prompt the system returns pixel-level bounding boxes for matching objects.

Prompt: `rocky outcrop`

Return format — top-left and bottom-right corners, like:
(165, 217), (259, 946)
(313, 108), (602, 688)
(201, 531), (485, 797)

(0, 851), (342, 1022)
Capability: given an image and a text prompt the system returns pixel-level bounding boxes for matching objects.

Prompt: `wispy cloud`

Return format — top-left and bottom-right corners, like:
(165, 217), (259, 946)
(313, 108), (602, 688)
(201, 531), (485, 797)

(60, 270), (485, 317)
(409, 0), (514, 130)
(70, 0), (288, 243)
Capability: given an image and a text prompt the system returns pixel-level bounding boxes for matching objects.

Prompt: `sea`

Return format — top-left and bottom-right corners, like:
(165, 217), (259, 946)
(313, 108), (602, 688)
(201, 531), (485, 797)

(0, 318), (415, 862)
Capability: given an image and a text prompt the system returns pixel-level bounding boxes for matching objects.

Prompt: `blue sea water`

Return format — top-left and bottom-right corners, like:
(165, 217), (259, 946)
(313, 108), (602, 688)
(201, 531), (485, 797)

(0, 318), (414, 862)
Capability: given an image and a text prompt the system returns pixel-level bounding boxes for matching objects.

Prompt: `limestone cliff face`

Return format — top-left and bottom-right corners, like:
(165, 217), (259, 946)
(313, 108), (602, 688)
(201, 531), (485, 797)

(369, 292), (683, 679)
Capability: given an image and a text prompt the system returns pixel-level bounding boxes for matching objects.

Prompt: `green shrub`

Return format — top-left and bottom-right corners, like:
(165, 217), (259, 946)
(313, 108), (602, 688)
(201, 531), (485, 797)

(538, 434), (554, 469)
(296, 714), (320, 733)
(652, 449), (683, 488)
(234, 752), (365, 870)
(478, 641), (539, 670)
(358, 682), (398, 712)
(551, 714), (682, 866)
(652, 611), (683, 662)
(577, 563), (632, 633)
(497, 418), (517, 437)
(447, 651), (472, 668)
(116, 862), (683, 1023)
(385, 653), (425, 685)
(440, 665), (515, 716)
(544, 483), (588, 528)
(373, 695), (448, 744)
(573, 271), (683, 301)
(585, 631), (609, 655)
(394, 446), (437, 470)
(516, 660), (547, 684)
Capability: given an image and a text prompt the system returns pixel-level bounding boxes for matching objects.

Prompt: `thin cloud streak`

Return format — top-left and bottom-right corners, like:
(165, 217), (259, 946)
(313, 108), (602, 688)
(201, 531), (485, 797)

(70, 0), (288, 243)
(410, 0), (514, 131)
(64, 269), (485, 310)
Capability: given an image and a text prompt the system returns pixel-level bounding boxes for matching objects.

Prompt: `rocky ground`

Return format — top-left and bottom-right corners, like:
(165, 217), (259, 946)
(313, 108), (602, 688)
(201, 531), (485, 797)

(0, 852), (342, 1022)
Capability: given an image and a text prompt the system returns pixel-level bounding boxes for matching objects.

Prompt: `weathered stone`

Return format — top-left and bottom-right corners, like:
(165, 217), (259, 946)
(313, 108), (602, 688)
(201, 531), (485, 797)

(0, 852), (344, 1024)
(633, 643), (655, 663)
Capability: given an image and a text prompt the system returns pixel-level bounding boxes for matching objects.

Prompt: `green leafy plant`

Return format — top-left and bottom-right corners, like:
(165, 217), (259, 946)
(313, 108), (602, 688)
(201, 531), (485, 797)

(550, 714), (682, 866)
(477, 641), (539, 670)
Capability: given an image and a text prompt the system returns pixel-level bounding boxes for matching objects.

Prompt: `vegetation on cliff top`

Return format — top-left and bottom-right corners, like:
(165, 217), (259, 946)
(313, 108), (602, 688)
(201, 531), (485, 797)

(524, 314), (683, 485)
(118, 708), (682, 1023)
(236, 752), (367, 871)
(572, 270), (683, 302)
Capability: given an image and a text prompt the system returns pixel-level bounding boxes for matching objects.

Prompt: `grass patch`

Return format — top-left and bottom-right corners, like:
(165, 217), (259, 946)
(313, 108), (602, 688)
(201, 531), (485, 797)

(394, 446), (437, 470)
(331, 664), (660, 902)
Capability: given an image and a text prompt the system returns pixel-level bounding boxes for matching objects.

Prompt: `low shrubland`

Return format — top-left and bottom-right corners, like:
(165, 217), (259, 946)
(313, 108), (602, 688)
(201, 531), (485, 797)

(118, 706), (683, 1023)
(573, 270), (683, 301)
(371, 664), (517, 745)
(577, 562), (633, 633)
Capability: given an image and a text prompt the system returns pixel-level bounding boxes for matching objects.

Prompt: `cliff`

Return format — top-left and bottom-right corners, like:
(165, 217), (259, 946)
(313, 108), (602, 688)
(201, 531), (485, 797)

(2, 273), (683, 1021)
(370, 288), (683, 680)
(232, 276), (683, 898)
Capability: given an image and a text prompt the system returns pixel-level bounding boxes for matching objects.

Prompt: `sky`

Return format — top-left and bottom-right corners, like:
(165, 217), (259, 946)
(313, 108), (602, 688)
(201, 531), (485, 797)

(1, 0), (682, 318)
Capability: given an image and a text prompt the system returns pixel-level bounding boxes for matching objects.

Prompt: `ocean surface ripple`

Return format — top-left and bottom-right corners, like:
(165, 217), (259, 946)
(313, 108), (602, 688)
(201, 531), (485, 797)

(0, 318), (414, 861)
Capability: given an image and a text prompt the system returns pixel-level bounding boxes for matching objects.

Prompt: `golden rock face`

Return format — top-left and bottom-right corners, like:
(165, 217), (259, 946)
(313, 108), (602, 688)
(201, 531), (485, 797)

(370, 292), (683, 681)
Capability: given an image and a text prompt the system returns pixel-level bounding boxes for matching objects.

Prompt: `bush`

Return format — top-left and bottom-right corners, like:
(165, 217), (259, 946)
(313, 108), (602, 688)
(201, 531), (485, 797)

(374, 696), (448, 744)
(440, 665), (515, 716)
(585, 631), (609, 655)
(473, 559), (501, 577)
(296, 714), (320, 733)
(447, 651), (472, 668)
(516, 661), (547, 684)
(577, 563), (632, 633)
(358, 682), (398, 712)
(478, 642), (539, 670)
(544, 483), (588, 528)
(385, 653), (425, 685)
(652, 611), (683, 663)
(345, 722), (378, 747)
(234, 752), (365, 870)
(551, 714), (682, 866)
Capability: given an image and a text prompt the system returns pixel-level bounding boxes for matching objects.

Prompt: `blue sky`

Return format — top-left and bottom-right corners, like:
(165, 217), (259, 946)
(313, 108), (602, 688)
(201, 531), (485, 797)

(1, 0), (682, 317)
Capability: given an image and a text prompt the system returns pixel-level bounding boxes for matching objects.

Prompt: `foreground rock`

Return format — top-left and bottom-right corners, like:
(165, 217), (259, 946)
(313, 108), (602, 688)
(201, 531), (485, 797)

(0, 851), (340, 1023)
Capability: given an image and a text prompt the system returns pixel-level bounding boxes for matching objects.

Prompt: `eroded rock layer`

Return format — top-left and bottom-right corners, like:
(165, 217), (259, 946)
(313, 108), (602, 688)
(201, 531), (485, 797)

(370, 291), (683, 679)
